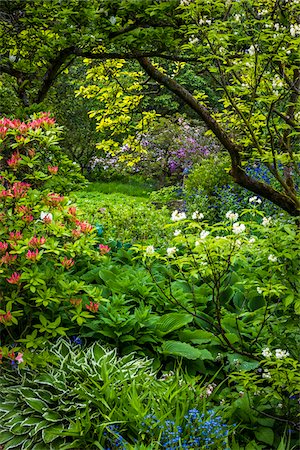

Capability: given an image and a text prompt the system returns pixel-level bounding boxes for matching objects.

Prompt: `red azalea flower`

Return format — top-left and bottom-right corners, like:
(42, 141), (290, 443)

(61, 257), (75, 269)
(28, 236), (46, 248)
(0, 242), (8, 253)
(6, 272), (21, 284)
(48, 165), (58, 174)
(86, 301), (99, 313)
(1, 252), (17, 265)
(26, 249), (39, 261)
(99, 244), (111, 255)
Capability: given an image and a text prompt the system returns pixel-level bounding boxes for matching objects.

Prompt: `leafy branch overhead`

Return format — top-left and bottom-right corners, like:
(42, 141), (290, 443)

(1, 0), (300, 215)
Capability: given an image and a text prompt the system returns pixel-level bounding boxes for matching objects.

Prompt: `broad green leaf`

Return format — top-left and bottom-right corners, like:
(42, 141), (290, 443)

(161, 340), (213, 360)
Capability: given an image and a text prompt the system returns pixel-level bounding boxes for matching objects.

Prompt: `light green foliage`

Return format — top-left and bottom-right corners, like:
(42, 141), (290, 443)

(77, 58), (158, 163)
(73, 182), (172, 245)
(184, 154), (231, 197)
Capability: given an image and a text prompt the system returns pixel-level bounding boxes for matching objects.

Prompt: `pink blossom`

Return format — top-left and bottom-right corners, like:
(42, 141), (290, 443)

(48, 165), (58, 174)
(0, 242), (8, 253)
(9, 231), (23, 241)
(1, 252), (17, 265)
(6, 272), (21, 284)
(26, 249), (39, 261)
(86, 301), (99, 313)
(0, 311), (12, 323)
(15, 353), (24, 364)
(28, 236), (46, 248)
(68, 206), (77, 216)
(99, 244), (111, 255)
(61, 257), (75, 269)
(7, 152), (21, 169)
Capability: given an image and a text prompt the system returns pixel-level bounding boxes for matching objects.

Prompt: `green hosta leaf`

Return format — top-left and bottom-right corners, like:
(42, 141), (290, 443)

(33, 420), (51, 435)
(0, 403), (15, 413)
(32, 443), (50, 450)
(42, 424), (64, 443)
(0, 431), (14, 445)
(254, 427), (274, 446)
(152, 313), (193, 335)
(42, 411), (62, 422)
(9, 423), (29, 435)
(22, 416), (42, 427)
(24, 397), (47, 413)
(4, 435), (27, 449)
(161, 341), (213, 360)
(179, 329), (220, 345)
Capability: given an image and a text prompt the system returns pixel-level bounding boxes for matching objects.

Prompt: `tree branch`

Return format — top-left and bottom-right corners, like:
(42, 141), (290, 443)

(137, 56), (300, 216)
(35, 46), (76, 104)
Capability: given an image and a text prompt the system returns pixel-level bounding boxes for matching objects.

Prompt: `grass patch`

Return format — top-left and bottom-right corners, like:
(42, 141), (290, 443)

(83, 179), (155, 198)
(72, 181), (171, 245)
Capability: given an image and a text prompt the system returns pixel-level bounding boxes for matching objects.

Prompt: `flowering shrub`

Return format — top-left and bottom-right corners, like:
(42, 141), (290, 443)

(0, 113), (86, 192)
(0, 114), (100, 365)
(88, 117), (221, 185)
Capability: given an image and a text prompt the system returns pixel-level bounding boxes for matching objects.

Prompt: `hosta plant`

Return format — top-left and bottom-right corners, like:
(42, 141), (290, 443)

(0, 339), (232, 449)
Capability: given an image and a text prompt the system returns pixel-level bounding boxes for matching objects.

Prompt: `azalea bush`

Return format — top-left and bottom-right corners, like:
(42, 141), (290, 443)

(0, 113), (85, 192)
(0, 114), (101, 366)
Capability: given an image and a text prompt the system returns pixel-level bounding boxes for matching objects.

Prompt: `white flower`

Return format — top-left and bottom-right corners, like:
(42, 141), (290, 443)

(171, 210), (186, 222)
(290, 24), (300, 37)
(192, 211), (204, 220)
(200, 230), (209, 240)
(248, 45), (256, 56)
(249, 236), (256, 244)
(226, 211), (239, 221)
(40, 211), (53, 221)
(268, 254), (277, 262)
(275, 349), (290, 359)
(257, 287), (263, 294)
(262, 216), (272, 227)
(232, 222), (246, 234)
(249, 196), (262, 204)
(174, 229), (181, 236)
(235, 239), (242, 247)
(195, 241), (200, 247)
(166, 247), (177, 257)
(145, 245), (155, 256)
(262, 370), (271, 379)
(262, 347), (272, 358)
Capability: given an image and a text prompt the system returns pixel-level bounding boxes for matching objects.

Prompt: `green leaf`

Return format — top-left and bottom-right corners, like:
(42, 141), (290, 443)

(4, 435), (27, 449)
(153, 313), (193, 335)
(254, 427), (274, 446)
(24, 398), (47, 413)
(42, 424), (64, 443)
(161, 341), (213, 360)
(42, 411), (62, 422)
(0, 431), (14, 445)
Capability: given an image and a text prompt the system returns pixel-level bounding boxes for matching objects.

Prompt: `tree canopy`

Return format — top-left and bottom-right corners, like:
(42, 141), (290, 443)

(1, 0), (300, 215)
